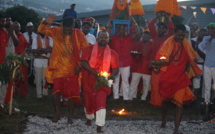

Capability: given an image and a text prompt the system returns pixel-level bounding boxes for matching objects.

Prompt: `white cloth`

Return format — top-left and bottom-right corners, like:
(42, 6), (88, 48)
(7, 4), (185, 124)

(86, 33), (96, 45)
(95, 109), (106, 127)
(203, 65), (215, 103)
(23, 32), (37, 44)
(0, 83), (7, 104)
(129, 73), (151, 100)
(192, 64), (203, 89)
(31, 36), (53, 98)
(84, 108), (106, 127)
(34, 67), (48, 98)
(113, 66), (130, 100)
(5, 37), (15, 55)
(84, 108), (95, 120)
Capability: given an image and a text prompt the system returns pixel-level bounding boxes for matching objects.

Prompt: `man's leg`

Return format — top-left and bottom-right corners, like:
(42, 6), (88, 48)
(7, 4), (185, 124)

(68, 99), (75, 124)
(42, 67), (48, 99)
(34, 67), (42, 99)
(129, 73), (141, 100)
(141, 74), (151, 100)
(95, 91), (107, 133)
(84, 92), (95, 126)
(174, 106), (183, 134)
(160, 101), (170, 128)
(52, 92), (61, 122)
(96, 109), (106, 133)
(121, 66), (130, 100)
(204, 66), (212, 104)
(113, 69), (121, 99)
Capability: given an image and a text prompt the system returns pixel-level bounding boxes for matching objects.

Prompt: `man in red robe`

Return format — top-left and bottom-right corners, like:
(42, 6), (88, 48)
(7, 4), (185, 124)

(153, 24), (202, 134)
(130, 31), (154, 100)
(148, 16), (174, 107)
(81, 31), (119, 133)
(0, 14), (8, 106)
(13, 21), (29, 98)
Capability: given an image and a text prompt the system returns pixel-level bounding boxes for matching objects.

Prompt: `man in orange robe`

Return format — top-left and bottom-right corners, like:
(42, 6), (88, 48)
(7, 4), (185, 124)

(152, 24), (202, 134)
(38, 15), (89, 124)
(81, 31), (119, 133)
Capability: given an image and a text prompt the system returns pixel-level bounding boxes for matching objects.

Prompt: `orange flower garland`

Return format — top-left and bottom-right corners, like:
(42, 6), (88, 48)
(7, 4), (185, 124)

(130, 0), (145, 15)
(117, 0), (127, 11)
(155, 0), (181, 17)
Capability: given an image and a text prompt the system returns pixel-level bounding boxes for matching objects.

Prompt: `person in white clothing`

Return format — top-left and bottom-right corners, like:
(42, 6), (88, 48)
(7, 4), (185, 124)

(198, 22), (215, 104)
(5, 15), (19, 55)
(32, 33), (53, 100)
(82, 21), (96, 45)
(23, 22), (38, 87)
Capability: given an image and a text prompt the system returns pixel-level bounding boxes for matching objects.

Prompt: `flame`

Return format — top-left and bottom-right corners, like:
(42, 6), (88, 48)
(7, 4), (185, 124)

(118, 109), (125, 115)
(160, 56), (166, 60)
(99, 71), (110, 77)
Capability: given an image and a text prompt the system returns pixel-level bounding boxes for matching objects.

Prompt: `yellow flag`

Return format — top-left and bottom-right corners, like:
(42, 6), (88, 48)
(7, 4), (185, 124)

(200, 7), (207, 14)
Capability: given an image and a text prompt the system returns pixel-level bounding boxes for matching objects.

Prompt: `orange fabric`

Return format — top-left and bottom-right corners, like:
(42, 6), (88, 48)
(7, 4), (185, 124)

(36, 35), (50, 48)
(150, 36), (202, 107)
(172, 87), (196, 107)
(130, 0), (145, 15)
(155, 0), (181, 17)
(89, 43), (111, 72)
(156, 35), (202, 76)
(150, 71), (162, 107)
(38, 21), (89, 83)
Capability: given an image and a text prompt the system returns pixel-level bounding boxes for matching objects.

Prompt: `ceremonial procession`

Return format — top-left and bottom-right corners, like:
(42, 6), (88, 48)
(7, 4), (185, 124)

(0, 0), (215, 134)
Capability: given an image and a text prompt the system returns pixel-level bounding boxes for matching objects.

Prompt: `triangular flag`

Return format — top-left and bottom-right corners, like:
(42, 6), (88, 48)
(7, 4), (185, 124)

(181, 5), (187, 9)
(210, 8), (215, 15)
(200, 7), (207, 14)
(190, 6), (197, 10)
(193, 12), (197, 18)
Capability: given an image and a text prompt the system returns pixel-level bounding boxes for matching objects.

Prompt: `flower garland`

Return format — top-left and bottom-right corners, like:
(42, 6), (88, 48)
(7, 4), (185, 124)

(117, 0), (127, 11)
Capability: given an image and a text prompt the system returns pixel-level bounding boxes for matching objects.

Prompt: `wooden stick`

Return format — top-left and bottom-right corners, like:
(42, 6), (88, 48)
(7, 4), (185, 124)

(9, 61), (20, 115)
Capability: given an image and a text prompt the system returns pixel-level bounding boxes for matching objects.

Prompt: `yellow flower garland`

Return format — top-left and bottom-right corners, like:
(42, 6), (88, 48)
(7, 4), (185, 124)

(117, 0), (127, 11)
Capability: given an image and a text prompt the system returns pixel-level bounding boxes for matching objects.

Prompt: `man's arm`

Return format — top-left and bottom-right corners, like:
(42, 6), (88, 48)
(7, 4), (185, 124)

(148, 18), (157, 39)
(166, 18), (174, 35)
(38, 14), (57, 37)
(130, 16), (140, 40)
(80, 60), (99, 79)
(199, 36), (213, 51)
(8, 23), (19, 46)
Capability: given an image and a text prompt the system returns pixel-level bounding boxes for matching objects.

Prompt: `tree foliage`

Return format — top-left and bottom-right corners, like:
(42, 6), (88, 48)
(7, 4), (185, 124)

(5, 5), (41, 32)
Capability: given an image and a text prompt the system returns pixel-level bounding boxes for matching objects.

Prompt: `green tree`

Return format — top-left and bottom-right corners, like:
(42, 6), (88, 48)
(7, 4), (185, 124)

(5, 5), (41, 32)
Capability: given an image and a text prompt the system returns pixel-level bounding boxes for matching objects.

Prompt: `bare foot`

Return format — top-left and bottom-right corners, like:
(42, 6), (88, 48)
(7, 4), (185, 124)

(160, 121), (166, 128)
(52, 114), (60, 123)
(173, 130), (183, 134)
(97, 126), (104, 133)
(68, 117), (73, 124)
(85, 119), (92, 126)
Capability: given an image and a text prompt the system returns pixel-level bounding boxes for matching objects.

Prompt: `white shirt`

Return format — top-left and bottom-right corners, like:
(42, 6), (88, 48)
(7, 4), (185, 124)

(86, 33), (96, 45)
(32, 35), (53, 67)
(5, 37), (15, 55)
(23, 32), (37, 44)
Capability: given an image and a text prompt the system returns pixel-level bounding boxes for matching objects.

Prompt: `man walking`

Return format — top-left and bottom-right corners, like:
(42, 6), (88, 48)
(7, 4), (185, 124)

(81, 31), (119, 133)
(38, 14), (88, 123)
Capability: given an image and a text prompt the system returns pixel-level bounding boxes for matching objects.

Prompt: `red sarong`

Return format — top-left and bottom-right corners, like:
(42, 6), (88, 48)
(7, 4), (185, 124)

(53, 75), (81, 106)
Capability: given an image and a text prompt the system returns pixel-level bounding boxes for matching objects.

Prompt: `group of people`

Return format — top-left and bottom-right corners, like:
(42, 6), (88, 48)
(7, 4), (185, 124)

(0, 4), (215, 134)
